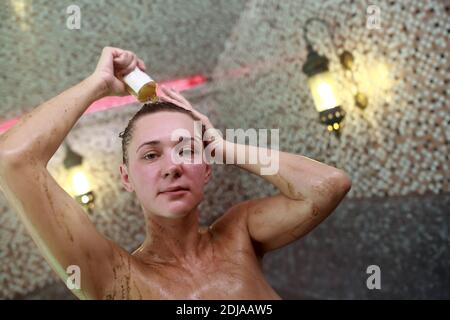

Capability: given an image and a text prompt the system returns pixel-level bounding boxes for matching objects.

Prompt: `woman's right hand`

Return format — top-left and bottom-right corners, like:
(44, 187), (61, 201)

(91, 46), (147, 97)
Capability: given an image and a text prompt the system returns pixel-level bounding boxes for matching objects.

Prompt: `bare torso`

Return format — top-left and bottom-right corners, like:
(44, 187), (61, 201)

(102, 211), (281, 300)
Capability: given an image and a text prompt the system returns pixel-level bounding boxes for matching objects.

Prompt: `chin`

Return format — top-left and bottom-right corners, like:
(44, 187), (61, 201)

(165, 211), (189, 219)
(161, 202), (196, 218)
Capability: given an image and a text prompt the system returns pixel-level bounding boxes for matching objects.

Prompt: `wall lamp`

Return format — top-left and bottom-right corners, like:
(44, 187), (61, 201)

(63, 142), (95, 213)
(302, 17), (368, 137)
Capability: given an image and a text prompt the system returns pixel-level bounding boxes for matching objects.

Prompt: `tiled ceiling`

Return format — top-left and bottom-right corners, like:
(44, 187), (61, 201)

(0, 0), (247, 120)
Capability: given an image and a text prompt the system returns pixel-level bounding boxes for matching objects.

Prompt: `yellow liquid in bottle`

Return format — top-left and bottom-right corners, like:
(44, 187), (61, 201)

(125, 81), (158, 103)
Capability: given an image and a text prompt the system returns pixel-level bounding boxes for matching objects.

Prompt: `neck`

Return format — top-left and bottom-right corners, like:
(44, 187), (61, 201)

(137, 206), (205, 264)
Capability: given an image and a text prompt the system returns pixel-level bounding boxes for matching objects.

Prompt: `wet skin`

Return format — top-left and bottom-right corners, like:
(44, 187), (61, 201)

(110, 111), (281, 299)
(103, 213), (282, 300)
(0, 55), (351, 300)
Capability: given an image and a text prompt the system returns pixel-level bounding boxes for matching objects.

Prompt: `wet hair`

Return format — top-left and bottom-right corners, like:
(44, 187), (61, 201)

(118, 101), (205, 167)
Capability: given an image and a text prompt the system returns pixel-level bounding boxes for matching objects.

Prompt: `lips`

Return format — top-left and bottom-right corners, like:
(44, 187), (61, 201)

(159, 186), (190, 194)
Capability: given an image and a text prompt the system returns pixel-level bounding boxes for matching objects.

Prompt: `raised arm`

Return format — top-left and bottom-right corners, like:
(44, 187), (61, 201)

(0, 47), (146, 299)
(225, 142), (352, 254)
(156, 87), (352, 256)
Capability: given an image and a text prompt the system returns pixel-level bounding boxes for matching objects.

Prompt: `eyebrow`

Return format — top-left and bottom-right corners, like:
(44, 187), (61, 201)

(136, 136), (199, 153)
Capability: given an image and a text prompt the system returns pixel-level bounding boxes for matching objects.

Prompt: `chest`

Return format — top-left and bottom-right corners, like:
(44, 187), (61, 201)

(142, 250), (271, 299)
(104, 224), (279, 299)
(113, 243), (278, 299)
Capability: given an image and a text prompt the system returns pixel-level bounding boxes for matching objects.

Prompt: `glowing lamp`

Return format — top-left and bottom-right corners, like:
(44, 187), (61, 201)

(63, 142), (95, 213)
(302, 45), (345, 137)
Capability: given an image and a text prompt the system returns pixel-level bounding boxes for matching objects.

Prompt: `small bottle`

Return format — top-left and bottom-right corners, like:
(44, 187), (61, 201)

(122, 67), (158, 103)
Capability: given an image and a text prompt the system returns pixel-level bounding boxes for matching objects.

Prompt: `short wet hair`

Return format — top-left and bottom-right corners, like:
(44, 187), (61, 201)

(118, 101), (205, 166)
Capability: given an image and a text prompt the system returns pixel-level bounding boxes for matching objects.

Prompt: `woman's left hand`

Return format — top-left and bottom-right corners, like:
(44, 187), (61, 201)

(158, 86), (225, 157)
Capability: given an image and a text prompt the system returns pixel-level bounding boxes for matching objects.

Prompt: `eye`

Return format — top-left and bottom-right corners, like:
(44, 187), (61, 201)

(143, 153), (157, 160)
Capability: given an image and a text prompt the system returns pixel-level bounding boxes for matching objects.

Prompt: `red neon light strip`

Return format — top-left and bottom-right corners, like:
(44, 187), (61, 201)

(0, 75), (207, 134)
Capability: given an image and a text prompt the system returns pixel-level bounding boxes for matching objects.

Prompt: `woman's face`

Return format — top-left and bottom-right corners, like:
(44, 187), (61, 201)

(119, 111), (211, 219)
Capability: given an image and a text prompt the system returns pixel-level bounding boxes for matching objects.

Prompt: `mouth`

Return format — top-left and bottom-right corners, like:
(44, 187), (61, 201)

(159, 187), (190, 195)
(161, 189), (189, 196)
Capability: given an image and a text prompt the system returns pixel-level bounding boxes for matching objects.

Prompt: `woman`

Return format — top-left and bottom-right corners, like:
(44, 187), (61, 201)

(0, 47), (352, 299)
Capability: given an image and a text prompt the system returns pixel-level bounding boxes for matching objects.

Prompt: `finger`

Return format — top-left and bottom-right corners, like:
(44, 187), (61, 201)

(164, 91), (194, 112)
(113, 52), (127, 68)
(137, 58), (146, 71)
(160, 97), (186, 109)
(117, 51), (133, 68)
(185, 105), (206, 120)
(101, 47), (125, 63)
(172, 90), (192, 107)
(159, 86), (174, 99)
(164, 87), (192, 106)
(103, 46), (125, 55)
(121, 57), (138, 77)
(161, 85), (175, 94)
(126, 51), (139, 64)
(161, 86), (183, 101)
(190, 110), (210, 128)
(160, 95), (193, 112)
(160, 87), (190, 108)
(159, 95), (185, 108)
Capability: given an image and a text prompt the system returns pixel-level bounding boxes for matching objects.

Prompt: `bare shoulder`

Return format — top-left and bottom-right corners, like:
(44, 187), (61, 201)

(209, 200), (265, 259)
(209, 200), (249, 234)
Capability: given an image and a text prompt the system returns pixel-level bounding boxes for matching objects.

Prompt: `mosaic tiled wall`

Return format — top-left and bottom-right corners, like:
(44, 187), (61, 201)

(0, 0), (246, 120)
(0, 0), (449, 299)
(206, 0), (449, 199)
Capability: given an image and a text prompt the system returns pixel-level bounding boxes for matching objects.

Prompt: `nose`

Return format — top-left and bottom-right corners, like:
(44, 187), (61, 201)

(161, 151), (183, 179)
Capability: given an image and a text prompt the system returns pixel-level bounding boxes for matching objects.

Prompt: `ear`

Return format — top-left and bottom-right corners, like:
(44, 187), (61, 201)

(119, 163), (134, 192)
(203, 163), (212, 185)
